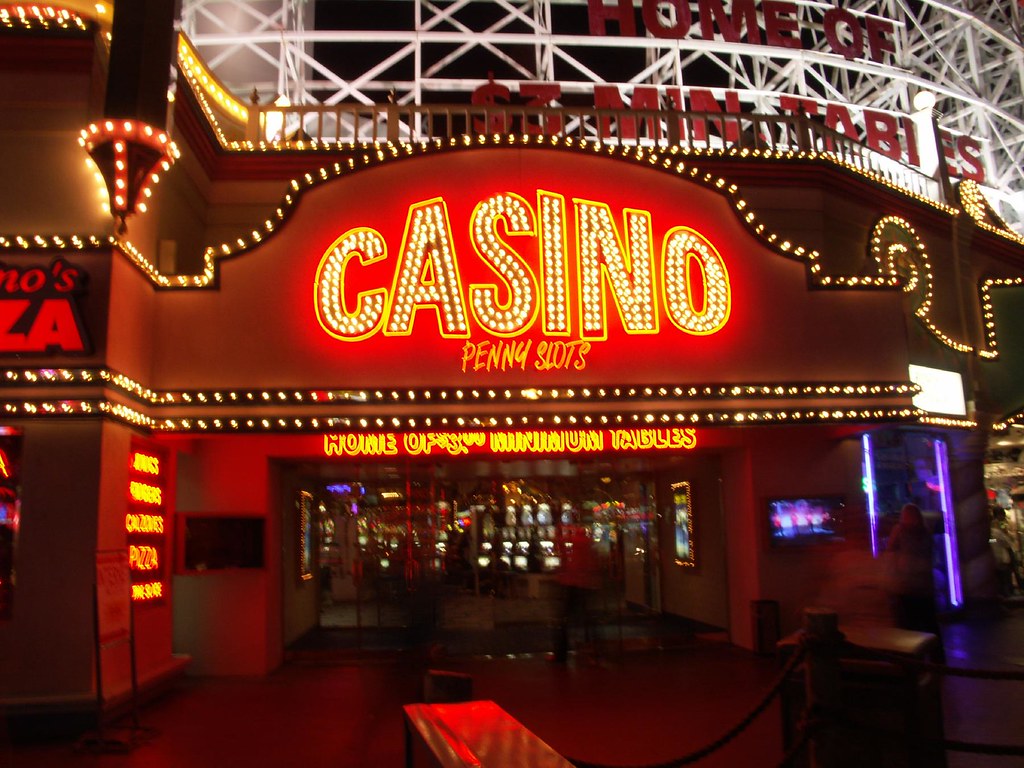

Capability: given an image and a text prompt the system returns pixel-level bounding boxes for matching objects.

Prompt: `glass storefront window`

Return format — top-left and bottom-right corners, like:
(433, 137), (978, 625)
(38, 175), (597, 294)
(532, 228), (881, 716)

(300, 458), (660, 629)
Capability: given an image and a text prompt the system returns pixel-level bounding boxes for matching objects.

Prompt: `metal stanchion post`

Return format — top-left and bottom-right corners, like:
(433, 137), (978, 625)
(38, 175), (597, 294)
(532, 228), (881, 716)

(803, 608), (844, 768)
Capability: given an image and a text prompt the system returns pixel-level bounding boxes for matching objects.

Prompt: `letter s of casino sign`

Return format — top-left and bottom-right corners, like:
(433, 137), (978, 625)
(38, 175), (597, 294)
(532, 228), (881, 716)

(0, 259), (91, 354)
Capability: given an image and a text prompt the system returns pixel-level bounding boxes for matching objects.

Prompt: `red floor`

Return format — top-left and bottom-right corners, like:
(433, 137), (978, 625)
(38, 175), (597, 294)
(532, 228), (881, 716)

(4, 603), (1024, 768)
(2, 641), (782, 768)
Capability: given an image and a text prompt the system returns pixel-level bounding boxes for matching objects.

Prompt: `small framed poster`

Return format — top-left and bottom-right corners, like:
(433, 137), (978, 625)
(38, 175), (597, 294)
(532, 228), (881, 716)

(298, 491), (314, 581)
(671, 481), (695, 567)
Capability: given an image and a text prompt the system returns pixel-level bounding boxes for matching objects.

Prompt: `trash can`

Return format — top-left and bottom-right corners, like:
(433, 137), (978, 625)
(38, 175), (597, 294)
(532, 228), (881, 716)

(751, 599), (780, 655)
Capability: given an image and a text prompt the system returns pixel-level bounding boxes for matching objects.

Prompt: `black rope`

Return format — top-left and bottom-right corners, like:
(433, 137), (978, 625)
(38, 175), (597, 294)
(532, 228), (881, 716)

(564, 633), (1024, 768)
(566, 644), (807, 768)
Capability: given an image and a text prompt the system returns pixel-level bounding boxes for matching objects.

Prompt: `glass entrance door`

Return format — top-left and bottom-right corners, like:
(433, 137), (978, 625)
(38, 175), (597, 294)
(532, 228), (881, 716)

(299, 458), (659, 653)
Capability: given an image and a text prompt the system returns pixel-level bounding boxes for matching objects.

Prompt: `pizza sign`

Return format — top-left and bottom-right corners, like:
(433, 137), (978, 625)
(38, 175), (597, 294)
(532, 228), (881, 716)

(0, 259), (90, 354)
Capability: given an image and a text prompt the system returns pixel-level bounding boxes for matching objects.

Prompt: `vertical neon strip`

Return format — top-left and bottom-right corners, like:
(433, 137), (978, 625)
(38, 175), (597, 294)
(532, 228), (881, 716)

(935, 439), (963, 607)
(862, 434), (880, 557)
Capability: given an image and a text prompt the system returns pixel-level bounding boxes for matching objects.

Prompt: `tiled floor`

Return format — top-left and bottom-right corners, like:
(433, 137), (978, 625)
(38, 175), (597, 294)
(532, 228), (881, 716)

(3, 603), (1023, 768)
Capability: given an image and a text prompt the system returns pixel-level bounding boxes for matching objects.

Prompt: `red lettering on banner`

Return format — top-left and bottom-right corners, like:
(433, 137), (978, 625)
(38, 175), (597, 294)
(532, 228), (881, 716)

(865, 17), (896, 63)
(957, 137), (985, 182)
(698, 0), (759, 45)
(584, 0), (901, 67)
(902, 115), (920, 168)
(864, 110), (903, 160)
(763, 1), (800, 49)
(588, 0), (636, 36)
(520, 83), (564, 134)
(824, 103), (858, 137)
(823, 7), (863, 60)
(643, 0), (691, 39)
(688, 89), (742, 143)
(779, 95), (819, 118)
(938, 128), (959, 179)
(568, 83), (985, 184)
(629, 85), (661, 139)
(595, 84), (629, 138)
(471, 75), (511, 134)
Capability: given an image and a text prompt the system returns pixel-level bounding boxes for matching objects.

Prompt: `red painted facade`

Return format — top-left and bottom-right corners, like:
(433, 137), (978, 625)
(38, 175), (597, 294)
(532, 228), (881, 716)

(2, 6), (1024, 723)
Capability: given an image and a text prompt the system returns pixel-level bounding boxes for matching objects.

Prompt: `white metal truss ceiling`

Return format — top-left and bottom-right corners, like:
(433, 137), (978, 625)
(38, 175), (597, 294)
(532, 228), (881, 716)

(178, 0), (1024, 226)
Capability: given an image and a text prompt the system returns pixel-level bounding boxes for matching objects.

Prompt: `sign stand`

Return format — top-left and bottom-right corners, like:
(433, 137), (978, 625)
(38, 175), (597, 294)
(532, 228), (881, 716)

(76, 551), (147, 753)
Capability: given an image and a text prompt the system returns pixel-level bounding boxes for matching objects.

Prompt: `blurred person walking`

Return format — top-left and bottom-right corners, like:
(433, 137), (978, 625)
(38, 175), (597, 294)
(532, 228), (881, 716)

(884, 503), (945, 660)
(552, 521), (601, 664)
(990, 507), (1018, 597)
(815, 509), (895, 629)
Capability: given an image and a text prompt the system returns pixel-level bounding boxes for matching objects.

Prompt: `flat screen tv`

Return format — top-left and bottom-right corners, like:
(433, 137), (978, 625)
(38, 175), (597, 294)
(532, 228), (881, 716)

(767, 495), (845, 547)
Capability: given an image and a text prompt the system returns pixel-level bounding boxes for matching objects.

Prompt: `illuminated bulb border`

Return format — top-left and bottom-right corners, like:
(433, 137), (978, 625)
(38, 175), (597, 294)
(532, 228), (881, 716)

(78, 120), (180, 218)
(0, 398), (931, 434)
(951, 182), (1024, 360)
(918, 415), (977, 430)
(0, 367), (942, 433)
(151, 405), (934, 434)
(959, 180), (1024, 247)
(0, 4), (89, 30)
(978, 276), (1024, 360)
(177, 33), (248, 133)
(867, 215), (973, 354)
(0, 367), (921, 407)
(0, 234), (108, 251)
(994, 415), (1024, 433)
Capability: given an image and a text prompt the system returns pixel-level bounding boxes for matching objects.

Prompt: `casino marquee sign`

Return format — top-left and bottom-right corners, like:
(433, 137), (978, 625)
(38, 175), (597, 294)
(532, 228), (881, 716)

(314, 189), (731, 375)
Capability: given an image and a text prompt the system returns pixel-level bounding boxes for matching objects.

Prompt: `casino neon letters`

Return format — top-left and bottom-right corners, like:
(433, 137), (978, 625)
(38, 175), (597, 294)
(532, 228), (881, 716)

(314, 191), (731, 344)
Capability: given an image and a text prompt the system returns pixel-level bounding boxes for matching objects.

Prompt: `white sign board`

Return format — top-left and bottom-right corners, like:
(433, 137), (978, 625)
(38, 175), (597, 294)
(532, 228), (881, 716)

(95, 550), (131, 645)
(909, 364), (967, 416)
